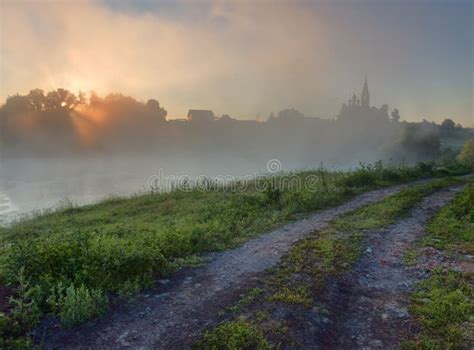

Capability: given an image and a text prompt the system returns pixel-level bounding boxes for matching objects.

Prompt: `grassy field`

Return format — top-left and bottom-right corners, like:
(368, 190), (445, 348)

(404, 179), (474, 350)
(0, 162), (470, 347)
(197, 178), (464, 349)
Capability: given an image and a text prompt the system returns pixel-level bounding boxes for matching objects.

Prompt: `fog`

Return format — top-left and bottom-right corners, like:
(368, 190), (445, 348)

(1, 0), (472, 125)
(2, 84), (465, 224)
(1, 1), (472, 222)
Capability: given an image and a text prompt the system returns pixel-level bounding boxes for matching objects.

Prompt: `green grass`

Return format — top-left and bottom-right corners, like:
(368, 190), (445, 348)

(403, 271), (473, 350)
(0, 162), (469, 347)
(197, 177), (464, 348)
(404, 181), (474, 349)
(196, 320), (271, 350)
(403, 249), (420, 267)
(423, 180), (474, 255)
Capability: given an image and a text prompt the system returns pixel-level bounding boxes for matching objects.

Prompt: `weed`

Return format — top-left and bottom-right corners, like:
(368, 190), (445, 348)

(224, 288), (264, 314)
(403, 249), (419, 267)
(196, 320), (271, 350)
(48, 283), (108, 327)
(0, 268), (39, 349)
(267, 285), (312, 306)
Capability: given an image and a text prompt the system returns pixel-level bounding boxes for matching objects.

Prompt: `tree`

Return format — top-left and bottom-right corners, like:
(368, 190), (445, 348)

(457, 139), (474, 164)
(3, 94), (30, 113)
(391, 109), (400, 123)
(277, 108), (304, 120)
(27, 89), (46, 111)
(440, 118), (456, 133)
(45, 88), (78, 110)
(146, 99), (167, 121)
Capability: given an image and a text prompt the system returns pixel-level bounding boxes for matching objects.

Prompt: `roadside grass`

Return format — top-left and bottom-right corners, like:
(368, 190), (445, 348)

(0, 162), (469, 348)
(404, 181), (474, 350)
(196, 177), (463, 349)
(423, 179), (474, 255)
(403, 271), (473, 350)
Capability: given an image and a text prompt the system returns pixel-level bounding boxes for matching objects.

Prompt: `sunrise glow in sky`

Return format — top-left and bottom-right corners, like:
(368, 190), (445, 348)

(0, 0), (472, 125)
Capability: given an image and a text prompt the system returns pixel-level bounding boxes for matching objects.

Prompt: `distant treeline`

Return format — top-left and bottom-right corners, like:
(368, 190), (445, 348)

(1, 88), (472, 166)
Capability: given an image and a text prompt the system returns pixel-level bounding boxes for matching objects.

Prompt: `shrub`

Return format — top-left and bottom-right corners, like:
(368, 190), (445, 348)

(263, 180), (282, 208)
(0, 268), (39, 349)
(339, 167), (377, 188)
(457, 139), (474, 165)
(47, 283), (108, 327)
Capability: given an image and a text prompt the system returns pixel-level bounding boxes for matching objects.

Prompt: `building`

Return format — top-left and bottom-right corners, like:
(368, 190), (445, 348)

(187, 109), (215, 123)
(337, 76), (390, 125)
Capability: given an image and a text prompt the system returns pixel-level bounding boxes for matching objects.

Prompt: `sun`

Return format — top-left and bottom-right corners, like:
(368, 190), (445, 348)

(66, 77), (91, 93)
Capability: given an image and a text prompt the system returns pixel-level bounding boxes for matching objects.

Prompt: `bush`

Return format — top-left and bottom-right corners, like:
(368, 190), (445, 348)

(47, 284), (107, 327)
(263, 186), (282, 208)
(457, 139), (474, 165)
(0, 268), (39, 349)
(339, 167), (377, 188)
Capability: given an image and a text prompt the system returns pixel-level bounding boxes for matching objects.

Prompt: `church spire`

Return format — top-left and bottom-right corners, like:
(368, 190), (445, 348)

(361, 75), (370, 108)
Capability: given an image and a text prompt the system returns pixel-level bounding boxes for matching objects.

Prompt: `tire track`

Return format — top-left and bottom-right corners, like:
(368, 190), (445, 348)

(311, 185), (463, 349)
(37, 182), (422, 349)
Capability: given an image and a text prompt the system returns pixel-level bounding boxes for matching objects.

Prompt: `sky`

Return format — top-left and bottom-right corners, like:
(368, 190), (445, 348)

(0, 0), (472, 126)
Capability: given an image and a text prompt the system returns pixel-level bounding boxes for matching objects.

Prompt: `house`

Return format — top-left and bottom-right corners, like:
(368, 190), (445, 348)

(187, 110), (215, 123)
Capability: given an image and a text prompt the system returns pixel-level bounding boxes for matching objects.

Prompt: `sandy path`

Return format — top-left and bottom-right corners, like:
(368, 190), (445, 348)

(36, 183), (417, 349)
(308, 185), (463, 349)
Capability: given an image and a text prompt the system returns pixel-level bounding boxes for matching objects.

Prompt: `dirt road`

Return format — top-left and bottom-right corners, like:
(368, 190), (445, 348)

(37, 184), (416, 349)
(299, 186), (463, 349)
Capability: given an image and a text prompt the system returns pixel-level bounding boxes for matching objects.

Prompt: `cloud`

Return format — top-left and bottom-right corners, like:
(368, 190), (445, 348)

(0, 0), (331, 118)
(0, 0), (472, 125)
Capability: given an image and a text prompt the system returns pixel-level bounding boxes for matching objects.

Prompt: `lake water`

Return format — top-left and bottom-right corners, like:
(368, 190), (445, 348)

(0, 155), (268, 225)
(0, 192), (17, 221)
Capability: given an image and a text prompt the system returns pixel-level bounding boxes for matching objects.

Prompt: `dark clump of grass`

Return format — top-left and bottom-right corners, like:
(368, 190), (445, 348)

(223, 288), (264, 314)
(195, 320), (271, 350)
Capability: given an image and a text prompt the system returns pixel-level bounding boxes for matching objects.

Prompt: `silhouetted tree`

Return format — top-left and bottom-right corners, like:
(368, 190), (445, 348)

(277, 108), (304, 121)
(391, 109), (400, 123)
(45, 88), (78, 110)
(146, 99), (167, 121)
(28, 89), (46, 111)
(440, 118), (456, 133)
(457, 139), (474, 164)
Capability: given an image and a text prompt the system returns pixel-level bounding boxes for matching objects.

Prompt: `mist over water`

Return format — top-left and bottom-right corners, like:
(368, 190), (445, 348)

(0, 154), (276, 223)
(1, 82), (471, 223)
(0, 150), (370, 224)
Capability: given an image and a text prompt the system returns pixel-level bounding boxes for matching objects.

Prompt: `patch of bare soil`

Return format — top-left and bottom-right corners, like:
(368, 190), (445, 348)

(307, 186), (463, 350)
(35, 184), (413, 349)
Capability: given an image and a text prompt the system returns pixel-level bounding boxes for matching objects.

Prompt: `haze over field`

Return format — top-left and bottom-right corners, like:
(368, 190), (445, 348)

(0, 0), (473, 220)
(1, 2), (474, 348)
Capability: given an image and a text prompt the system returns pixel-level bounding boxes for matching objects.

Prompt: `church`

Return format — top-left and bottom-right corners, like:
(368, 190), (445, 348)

(337, 77), (390, 125)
